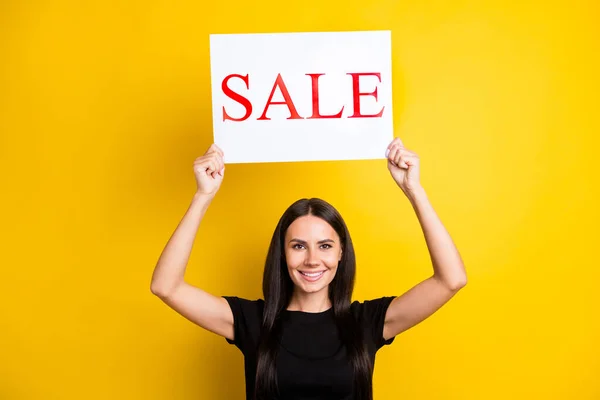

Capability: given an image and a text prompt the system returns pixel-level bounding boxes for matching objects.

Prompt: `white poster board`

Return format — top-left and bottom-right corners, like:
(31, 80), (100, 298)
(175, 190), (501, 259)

(209, 30), (393, 164)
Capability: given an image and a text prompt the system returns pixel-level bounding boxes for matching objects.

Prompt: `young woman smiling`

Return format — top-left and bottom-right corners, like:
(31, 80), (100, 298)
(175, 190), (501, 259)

(150, 137), (467, 400)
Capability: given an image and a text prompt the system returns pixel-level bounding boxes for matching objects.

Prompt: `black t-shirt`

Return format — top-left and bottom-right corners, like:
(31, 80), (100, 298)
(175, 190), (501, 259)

(223, 296), (397, 400)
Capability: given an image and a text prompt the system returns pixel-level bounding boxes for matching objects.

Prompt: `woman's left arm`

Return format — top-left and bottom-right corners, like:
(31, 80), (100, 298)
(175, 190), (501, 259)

(382, 137), (467, 340)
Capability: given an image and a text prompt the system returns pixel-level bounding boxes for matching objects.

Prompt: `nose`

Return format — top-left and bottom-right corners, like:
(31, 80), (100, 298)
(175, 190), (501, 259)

(304, 249), (320, 267)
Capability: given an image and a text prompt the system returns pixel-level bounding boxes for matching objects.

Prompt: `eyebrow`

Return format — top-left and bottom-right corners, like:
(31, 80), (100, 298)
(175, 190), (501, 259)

(289, 238), (335, 245)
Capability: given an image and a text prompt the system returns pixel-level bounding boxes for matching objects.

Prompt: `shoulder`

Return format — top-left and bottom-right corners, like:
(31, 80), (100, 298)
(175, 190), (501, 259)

(350, 296), (396, 319)
(223, 296), (264, 319)
(222, 296), (265, 349)
(351, 296), (398, 349)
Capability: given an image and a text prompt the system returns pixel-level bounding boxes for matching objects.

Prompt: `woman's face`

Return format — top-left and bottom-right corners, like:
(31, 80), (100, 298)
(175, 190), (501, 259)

(284, 215), (343, 295)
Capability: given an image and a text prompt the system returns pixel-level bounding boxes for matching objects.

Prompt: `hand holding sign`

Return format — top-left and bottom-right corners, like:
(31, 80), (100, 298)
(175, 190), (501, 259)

(386, 137), (422, 196)
(194, 144), (225, 198)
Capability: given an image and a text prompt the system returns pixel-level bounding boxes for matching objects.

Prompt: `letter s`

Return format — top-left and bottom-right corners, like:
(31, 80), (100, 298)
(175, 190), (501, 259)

(222, 74), (252, 122)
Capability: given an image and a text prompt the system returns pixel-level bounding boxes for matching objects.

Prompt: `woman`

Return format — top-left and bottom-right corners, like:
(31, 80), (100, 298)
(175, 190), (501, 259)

(150, 137), (467, 400)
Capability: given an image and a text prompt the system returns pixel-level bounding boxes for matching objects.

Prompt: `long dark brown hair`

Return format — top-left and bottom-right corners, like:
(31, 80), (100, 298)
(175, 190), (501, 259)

(254, 198), (374, 400)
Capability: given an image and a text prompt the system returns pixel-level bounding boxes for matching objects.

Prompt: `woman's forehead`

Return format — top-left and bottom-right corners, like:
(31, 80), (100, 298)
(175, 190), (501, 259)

(286, 215), (338, 238)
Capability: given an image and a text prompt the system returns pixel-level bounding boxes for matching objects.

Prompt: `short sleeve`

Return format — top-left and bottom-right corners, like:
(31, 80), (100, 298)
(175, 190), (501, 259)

(222, 296), (264, 355)
(352, 296), (397, 350)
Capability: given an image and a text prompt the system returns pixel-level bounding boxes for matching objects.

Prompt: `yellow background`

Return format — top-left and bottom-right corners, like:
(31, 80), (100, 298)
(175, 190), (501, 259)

(1, 0), (598, 399)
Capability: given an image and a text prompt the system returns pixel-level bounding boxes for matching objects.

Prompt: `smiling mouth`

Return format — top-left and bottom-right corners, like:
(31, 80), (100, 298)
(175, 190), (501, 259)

(298, 270), (326, 282)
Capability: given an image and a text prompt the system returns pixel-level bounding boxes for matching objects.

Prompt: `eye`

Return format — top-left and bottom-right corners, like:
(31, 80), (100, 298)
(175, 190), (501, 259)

(292, 244), (305, 250)
(321, 244), (332, 249)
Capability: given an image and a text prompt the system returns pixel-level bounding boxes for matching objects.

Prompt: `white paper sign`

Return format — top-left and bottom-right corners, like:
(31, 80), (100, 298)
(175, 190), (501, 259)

(209, 30), (393, 164)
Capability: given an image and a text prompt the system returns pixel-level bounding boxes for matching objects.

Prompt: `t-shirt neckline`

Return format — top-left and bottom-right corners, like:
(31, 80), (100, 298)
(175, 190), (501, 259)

(283, 307), (334, 321)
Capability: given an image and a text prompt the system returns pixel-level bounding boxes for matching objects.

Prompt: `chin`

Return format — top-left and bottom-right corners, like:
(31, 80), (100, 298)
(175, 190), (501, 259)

(299, 283), (328, 294)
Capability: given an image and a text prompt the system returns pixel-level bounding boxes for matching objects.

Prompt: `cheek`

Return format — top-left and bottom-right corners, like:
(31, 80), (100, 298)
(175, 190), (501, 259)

(325, 253), (340, 266)
(325, 266), (339, 283)
(284, 251), (301, 267)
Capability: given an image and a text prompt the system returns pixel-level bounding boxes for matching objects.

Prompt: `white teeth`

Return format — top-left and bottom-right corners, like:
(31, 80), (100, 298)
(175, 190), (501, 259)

(300, 271), (324, 277)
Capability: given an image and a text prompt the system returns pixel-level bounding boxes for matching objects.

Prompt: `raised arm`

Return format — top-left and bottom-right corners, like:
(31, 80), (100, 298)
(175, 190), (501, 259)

(382, 137), (467, 339)
(150, 144), (234, 340)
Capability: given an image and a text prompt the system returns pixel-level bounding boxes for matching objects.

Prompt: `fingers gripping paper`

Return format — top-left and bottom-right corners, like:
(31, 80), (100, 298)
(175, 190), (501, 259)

(209, 30), (393, 164)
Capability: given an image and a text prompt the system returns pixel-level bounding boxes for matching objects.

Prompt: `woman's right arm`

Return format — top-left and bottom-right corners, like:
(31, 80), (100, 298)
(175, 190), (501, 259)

(150, 144), (234, 341)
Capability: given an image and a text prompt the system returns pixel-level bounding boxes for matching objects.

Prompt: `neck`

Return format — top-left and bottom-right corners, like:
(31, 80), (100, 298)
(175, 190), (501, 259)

(287, 287), (332, 312)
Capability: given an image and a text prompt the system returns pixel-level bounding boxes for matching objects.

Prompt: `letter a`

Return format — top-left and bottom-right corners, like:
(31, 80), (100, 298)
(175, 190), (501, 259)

(258, 74), (303, 120)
